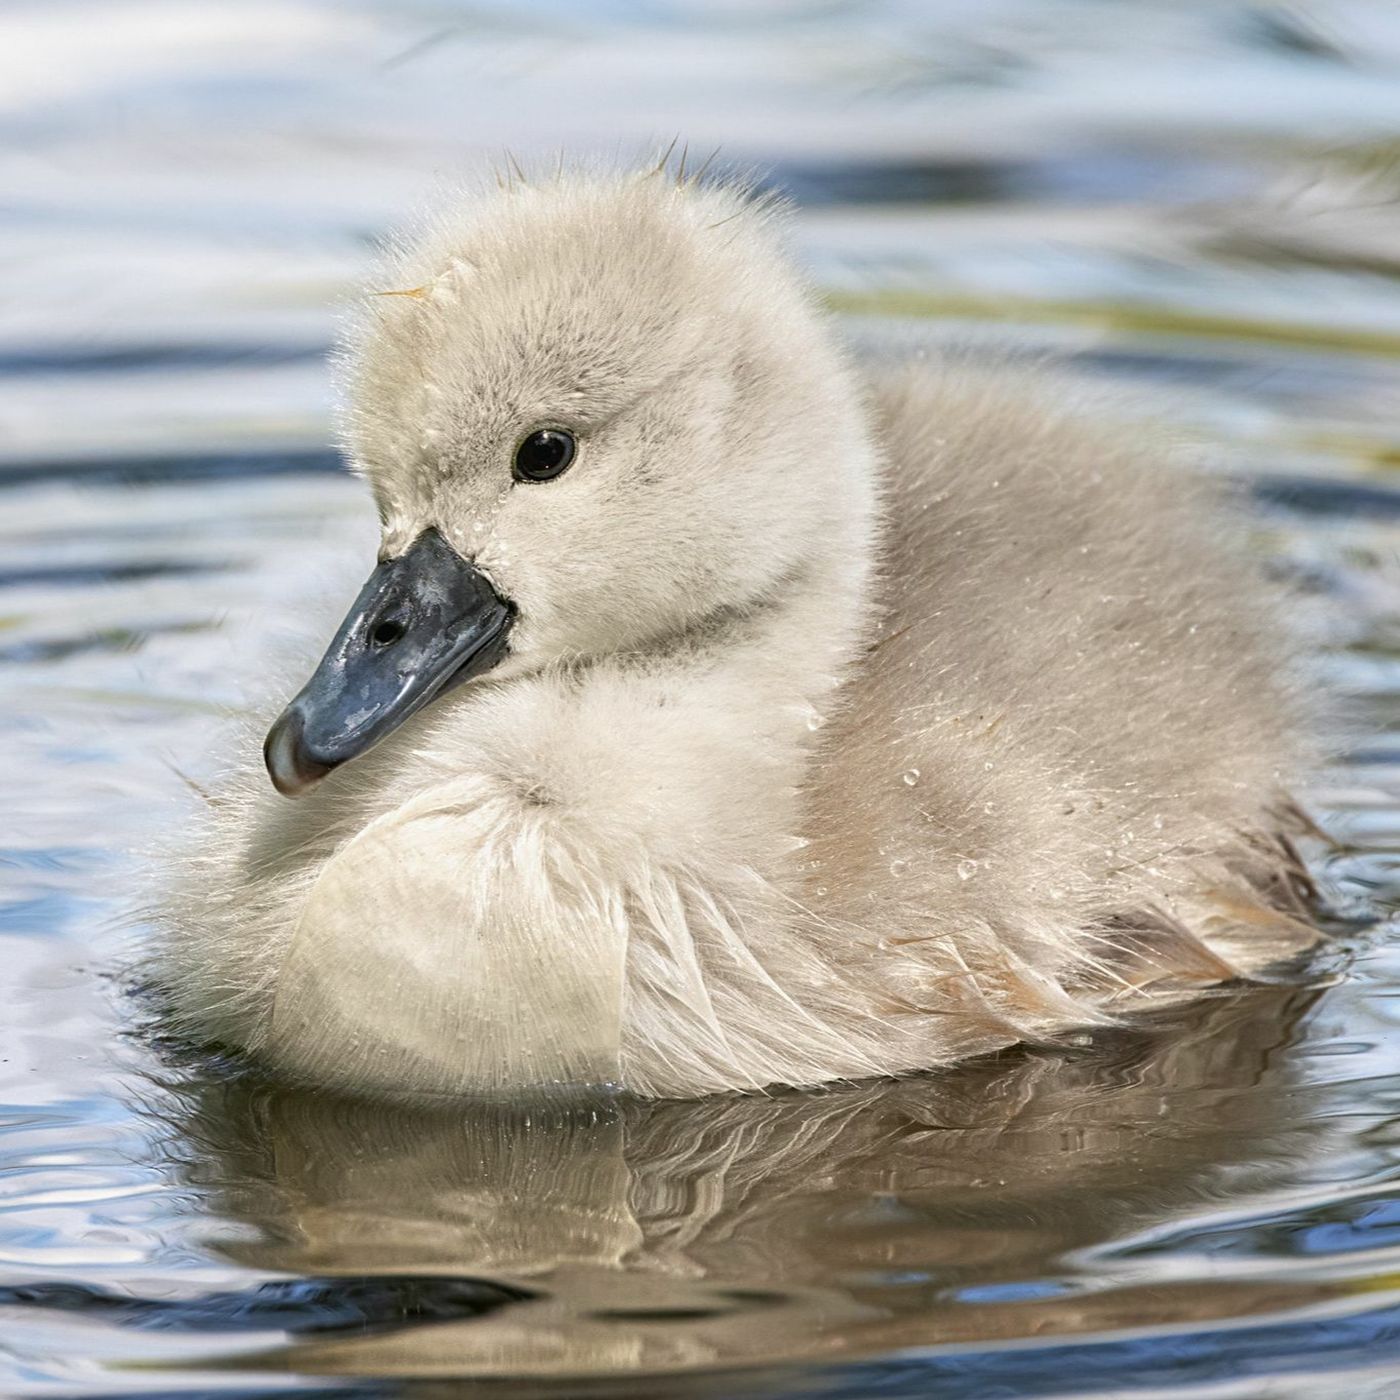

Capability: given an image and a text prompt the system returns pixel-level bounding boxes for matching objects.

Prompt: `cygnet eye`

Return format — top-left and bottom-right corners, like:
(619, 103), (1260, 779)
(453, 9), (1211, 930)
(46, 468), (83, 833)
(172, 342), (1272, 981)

(513, 428), (576, 483)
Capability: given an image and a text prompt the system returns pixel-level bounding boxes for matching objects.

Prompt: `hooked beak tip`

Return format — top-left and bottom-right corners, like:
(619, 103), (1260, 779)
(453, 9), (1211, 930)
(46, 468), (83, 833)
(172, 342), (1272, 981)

(264, 708), (333, 799)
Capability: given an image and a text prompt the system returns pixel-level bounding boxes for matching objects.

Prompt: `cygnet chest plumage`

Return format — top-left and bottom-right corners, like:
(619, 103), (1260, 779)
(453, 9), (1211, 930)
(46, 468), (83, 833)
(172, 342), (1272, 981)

(154, 165), (1317, 1098)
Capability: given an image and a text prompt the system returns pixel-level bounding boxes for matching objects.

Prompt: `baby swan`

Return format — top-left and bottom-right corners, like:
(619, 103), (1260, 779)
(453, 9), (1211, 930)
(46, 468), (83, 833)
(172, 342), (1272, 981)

(155, 165), (1317, 1099)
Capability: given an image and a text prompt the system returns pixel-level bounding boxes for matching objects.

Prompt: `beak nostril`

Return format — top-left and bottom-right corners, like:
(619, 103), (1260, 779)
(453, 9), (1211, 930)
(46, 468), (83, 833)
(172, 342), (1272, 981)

(370, 617), (406, 648)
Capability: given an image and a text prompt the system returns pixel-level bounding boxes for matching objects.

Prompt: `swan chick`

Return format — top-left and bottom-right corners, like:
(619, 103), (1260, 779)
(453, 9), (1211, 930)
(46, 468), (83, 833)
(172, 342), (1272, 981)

(154, 164), (1316, 1099)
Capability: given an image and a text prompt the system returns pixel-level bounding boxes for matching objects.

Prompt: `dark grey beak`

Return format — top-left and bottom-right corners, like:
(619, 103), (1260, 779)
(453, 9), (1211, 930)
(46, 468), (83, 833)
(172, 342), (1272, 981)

(264, 527), (512, 797)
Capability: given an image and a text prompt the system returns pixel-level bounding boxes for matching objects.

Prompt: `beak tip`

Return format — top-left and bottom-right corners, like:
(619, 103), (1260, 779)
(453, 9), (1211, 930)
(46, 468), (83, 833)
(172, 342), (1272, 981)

(264, 707), (333, 798)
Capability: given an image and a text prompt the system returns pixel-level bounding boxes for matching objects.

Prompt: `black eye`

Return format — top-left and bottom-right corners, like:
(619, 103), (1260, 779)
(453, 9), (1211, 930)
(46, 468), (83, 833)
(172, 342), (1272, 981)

(513, 428), (576, 483)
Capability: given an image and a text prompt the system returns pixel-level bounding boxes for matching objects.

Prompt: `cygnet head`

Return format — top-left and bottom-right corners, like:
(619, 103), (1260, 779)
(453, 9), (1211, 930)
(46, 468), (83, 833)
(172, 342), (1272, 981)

(265, 164), (878, 795)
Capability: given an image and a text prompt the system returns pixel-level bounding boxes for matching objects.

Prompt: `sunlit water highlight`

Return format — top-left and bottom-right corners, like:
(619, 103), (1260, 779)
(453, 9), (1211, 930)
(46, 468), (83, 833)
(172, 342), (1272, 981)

(7, 2), (1400, 1396)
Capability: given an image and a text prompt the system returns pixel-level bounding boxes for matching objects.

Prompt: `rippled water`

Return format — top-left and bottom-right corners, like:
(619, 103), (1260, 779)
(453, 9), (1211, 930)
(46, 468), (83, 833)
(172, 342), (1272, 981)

(9, 2), (1400, 1395)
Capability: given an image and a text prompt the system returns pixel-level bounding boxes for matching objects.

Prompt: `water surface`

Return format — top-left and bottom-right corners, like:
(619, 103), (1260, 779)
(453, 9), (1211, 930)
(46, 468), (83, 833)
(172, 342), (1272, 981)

(7, 3), (1400, 1395)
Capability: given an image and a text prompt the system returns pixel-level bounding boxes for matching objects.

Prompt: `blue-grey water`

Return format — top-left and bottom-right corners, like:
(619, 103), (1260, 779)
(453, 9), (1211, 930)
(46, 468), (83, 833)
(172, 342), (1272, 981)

(8, 2), (1400, 1396)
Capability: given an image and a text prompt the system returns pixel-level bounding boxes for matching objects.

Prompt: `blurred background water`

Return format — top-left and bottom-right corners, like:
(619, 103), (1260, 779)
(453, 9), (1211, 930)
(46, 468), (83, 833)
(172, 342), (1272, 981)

(9, 1), (1400, 1396)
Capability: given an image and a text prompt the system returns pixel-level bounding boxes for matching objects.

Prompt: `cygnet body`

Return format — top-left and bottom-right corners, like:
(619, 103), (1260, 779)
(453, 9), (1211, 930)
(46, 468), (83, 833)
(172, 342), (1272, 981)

(154, 164), (1317, 1098)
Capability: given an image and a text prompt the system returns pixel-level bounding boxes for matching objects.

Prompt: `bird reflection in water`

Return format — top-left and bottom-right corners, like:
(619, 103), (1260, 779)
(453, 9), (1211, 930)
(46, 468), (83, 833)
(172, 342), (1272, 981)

(52, 979), (1341, 1386)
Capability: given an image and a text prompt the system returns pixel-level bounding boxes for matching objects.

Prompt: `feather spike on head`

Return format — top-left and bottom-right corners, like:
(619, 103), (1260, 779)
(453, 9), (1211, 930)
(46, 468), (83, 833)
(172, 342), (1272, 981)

(689, 145), (722, 187)
(648, 136), (680, 180)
